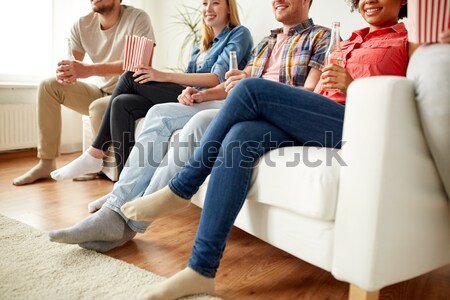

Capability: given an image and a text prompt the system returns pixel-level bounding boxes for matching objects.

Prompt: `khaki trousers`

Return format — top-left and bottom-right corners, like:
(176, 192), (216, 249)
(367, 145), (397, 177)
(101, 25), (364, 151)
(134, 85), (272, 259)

(37, 77), (110, 159)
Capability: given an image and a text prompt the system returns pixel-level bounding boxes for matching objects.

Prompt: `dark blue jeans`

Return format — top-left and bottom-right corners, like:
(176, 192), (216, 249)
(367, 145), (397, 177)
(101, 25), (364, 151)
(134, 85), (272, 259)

(169, 78), (345, 277)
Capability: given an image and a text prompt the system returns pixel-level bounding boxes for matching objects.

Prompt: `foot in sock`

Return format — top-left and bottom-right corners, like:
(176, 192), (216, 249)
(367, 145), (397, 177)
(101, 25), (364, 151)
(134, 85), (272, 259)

(79, 229), (136, 252)
(49, 206), (134, 245)
(87, 193), (111, 213)
(121, 186), (189, 222)
(138, 267), (215, 300)
(13, 159), (56, 186)
(51, 149), (103, 181)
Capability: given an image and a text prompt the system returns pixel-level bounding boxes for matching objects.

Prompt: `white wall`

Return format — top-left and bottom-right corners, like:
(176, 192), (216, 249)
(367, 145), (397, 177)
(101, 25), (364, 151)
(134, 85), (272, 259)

(0, 1), (95, 153)
(0, 0), (367, 153)
(140, 0), (367, 70)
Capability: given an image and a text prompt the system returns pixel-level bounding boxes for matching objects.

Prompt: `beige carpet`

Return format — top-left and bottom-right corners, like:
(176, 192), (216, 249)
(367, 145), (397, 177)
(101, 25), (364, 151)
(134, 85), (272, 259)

(0, 214), (222, 300)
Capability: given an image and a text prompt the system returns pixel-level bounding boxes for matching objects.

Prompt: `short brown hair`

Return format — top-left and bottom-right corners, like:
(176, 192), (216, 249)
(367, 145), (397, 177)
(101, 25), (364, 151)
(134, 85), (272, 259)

(347, 0), (407, 19)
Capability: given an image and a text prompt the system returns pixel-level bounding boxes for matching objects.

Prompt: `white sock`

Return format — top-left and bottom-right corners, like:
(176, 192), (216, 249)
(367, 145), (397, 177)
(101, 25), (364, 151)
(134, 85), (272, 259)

(51, 151), (103, 181)
(88, 193), (111, 213)
(139, 267), (214, 300)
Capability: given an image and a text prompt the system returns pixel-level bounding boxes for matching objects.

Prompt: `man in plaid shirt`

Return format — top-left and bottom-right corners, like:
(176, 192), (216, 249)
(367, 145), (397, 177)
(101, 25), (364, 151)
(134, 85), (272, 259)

(223, 0), (330, 93)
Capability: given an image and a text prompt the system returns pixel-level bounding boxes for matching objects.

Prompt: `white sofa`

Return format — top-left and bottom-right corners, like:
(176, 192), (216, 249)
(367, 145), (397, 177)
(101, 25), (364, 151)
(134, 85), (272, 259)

(190, 76), (449, 299)
(83, 76), (449, 299)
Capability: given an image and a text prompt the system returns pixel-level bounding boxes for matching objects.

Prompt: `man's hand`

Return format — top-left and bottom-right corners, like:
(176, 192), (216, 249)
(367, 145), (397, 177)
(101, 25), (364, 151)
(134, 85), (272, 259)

(177, 87), (207, 106)
(56, 60), (76, 85)
(320, 64), (354, 94)
(133, 65), (167, 84)
(224, 69), (248, 93)
(56, 60), (91, 85)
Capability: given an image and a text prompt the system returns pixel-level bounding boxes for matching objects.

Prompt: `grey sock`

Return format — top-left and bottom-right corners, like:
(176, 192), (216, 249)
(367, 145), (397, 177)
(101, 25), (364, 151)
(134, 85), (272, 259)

(78, 227), (136, 252)
(49, 207), (129, 244)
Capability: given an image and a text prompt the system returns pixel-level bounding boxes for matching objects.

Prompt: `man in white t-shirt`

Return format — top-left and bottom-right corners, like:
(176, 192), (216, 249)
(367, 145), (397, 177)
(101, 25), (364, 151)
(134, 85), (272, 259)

(13, 0), (155, 186)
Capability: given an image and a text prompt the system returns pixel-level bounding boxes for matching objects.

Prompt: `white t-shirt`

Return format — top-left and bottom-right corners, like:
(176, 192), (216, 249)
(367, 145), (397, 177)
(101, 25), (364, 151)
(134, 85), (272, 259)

(195, 49), (210, 71)
(70, 5), (155, 94)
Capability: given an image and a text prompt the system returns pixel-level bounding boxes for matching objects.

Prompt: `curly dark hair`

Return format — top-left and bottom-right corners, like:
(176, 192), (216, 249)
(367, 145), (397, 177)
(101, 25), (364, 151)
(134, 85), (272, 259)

(347, 0), (407, 19)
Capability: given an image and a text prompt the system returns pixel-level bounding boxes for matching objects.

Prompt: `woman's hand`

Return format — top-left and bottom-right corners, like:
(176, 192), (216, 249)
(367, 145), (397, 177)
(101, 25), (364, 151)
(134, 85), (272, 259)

(133, 65), (168, 84)
(178, 87), (206, 106)
(320, 64), (354, 95)
(224, 69), (248, 93)
(439, 29), (450, 44)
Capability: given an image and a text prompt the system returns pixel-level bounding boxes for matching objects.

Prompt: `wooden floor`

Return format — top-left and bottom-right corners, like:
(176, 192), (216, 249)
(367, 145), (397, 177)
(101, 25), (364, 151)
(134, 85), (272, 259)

(0, 150), (449, 300)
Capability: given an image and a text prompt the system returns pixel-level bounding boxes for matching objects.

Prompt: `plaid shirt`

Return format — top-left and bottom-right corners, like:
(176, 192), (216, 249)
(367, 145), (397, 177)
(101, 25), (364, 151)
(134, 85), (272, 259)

(248, 19), (330, 87)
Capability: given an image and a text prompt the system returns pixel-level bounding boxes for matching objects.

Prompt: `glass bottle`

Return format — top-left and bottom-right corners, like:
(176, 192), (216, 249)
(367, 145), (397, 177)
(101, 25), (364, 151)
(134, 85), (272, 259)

(325, 22), (343, 67)
(64, 38), (76, 85)
(66, 38), (74, 60)
(229, 50), (238, 70)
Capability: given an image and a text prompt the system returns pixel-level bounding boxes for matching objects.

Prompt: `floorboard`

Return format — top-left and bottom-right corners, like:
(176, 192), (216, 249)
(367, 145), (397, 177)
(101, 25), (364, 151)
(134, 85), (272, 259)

(0, 150), (448, 300)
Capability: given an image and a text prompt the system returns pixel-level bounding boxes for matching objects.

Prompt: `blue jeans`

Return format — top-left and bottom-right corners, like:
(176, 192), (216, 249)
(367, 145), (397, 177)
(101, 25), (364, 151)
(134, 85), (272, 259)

(143, 109), (220, 196)
(168, 78), (345, 277)
(103, 102), (223, 232)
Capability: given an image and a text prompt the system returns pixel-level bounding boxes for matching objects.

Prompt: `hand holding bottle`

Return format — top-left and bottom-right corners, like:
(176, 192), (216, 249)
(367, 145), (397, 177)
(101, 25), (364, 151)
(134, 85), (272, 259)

(320, 64), (354, 94)
(318, 21), (350, 93)
(224, 69), (248, 93)
(224, 50), (249, 93)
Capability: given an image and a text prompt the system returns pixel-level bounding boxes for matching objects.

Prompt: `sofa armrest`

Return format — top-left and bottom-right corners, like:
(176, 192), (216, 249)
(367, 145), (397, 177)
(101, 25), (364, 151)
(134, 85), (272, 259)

(332, 76), (450, 291)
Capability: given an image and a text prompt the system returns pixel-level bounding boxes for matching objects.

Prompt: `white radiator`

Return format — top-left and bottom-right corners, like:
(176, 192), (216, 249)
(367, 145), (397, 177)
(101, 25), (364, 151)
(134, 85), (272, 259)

(0, 104), (37, 151)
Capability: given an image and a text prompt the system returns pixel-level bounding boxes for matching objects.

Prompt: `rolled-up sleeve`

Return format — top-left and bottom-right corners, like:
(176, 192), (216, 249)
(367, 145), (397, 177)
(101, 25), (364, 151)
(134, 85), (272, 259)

(210, 26), (254, 82)
(309, 28), (331, 71)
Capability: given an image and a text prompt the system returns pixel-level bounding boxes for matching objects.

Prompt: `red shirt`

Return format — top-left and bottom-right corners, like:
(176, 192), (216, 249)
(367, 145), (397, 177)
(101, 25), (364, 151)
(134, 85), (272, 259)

(322, 22), (409, 104)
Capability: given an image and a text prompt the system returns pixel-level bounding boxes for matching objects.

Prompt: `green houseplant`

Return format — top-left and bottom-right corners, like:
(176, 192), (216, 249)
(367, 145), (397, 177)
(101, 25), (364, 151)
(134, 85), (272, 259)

(170, 4), (202, 71)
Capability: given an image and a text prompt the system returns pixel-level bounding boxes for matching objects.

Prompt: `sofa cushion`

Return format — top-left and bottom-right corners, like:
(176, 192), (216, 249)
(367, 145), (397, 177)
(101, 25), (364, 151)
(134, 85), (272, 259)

(246, 146), (341, 221)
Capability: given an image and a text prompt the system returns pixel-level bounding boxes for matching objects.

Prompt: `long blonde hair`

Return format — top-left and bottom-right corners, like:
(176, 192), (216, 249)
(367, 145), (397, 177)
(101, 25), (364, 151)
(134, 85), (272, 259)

(200, 0), (241, 52)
